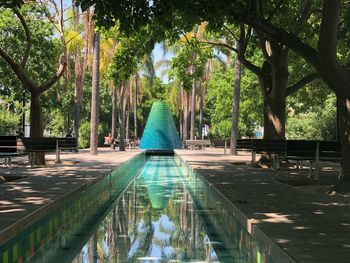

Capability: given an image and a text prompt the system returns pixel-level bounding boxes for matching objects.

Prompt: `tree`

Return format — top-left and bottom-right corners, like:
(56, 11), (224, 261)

(0, 2), (66, 165)
(90, 32), (100, 155)
(230, 47), (242, 155)
(80, 0), (350, 187)
(170, 35), (212, 143)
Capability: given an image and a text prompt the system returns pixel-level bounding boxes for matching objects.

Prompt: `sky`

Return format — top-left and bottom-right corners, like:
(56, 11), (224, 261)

(152, 43), (174, 84)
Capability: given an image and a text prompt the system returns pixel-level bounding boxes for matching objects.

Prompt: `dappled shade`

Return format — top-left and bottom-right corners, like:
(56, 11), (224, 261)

(140, 101), (181, 150)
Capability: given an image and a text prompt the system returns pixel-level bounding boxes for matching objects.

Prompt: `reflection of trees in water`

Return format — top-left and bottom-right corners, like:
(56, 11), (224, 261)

(76, 167), (224, 262)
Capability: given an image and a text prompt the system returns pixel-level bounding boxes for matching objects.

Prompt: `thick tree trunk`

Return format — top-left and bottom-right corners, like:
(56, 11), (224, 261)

(90, 32), (100, 155)
(230, 54), (241, 155)
(30, 92), (45, 165)
(119, 82), (126, 151)
(199, 82), (204, 139)
(111, 84), (117, 149)
(190, 82), (196, 140)
(338, 95), (350, 183)
(263, 95), (286, 140)
(262, 44), (289, 140)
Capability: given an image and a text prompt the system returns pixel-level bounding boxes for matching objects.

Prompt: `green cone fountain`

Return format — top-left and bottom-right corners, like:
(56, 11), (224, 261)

(140, 101), (181, 150)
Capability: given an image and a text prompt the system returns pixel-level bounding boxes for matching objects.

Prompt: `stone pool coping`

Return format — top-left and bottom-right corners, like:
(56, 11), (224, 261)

(0, 149), (140, 245)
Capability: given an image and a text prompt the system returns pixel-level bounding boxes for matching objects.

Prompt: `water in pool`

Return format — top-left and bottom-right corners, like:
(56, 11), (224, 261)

(1, 156), (276, 262)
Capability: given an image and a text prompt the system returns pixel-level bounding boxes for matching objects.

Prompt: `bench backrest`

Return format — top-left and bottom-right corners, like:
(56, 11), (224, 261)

(18, 137), (57, 152)
(185, 139), (211, 146)
(57, 137), (77, 149)
(319, 141), (341, 158)
(237, 139), (254, 151)
(0, 136), (17, 153)
(286, 140), (318, 158)
(210, 139), (226, 147)
(18, 137), (78, 152)
(252, 139), (286, 154)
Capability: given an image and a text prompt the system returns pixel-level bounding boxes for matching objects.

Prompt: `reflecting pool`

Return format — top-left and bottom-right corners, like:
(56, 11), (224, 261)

(0, 155), (280, 262)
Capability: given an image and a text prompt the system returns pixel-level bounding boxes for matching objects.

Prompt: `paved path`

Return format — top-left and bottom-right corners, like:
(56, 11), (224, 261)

(176, 148), (350, 263)
(0, 148), (139, 245)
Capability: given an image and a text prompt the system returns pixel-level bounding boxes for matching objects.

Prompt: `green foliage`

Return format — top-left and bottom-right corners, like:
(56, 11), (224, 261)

(170, 38), (213, 90)
(206, 65), (262, 139)
(287, 94), (337, 140)
(79, 121), (91, 148)
(0, 5), (59, 99)
(79, 121), (108, 148)
(108, 26), (156, 84)
(0, 109), (20, 135)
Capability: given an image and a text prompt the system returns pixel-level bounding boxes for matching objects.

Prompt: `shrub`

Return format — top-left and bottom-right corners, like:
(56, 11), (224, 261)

(0, 109), (20, 135)
(79, 121), (107, 148)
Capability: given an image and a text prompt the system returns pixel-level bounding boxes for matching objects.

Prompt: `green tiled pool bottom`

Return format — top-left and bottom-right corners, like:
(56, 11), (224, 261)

(0, 155), (291, 262)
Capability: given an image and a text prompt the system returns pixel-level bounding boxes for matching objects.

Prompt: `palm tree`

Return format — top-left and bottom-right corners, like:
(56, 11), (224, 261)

(118, 80), (128, 151)
(100, 36), (118, 147)
(90, 31), (100, 155)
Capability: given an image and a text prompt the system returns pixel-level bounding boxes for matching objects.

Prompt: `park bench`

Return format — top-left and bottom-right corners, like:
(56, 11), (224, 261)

(252, 139), (286, 168)
(185, 139), (211, 150)
(237, 139), (254, 152)
(318, 141), (342, 179)
(210, 138), (254, 151)
(285, 140), (342, 179)
(0, 136), (18, 166)
(17, 137), (78, 165)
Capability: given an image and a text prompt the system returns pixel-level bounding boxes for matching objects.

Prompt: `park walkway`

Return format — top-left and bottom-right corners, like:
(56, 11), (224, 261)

(176, 148), (350, 263)
(0, 148), (140, 245)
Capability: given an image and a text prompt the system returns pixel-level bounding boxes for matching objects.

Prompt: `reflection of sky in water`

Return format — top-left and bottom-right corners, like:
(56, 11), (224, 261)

(69, 156), (273, 263)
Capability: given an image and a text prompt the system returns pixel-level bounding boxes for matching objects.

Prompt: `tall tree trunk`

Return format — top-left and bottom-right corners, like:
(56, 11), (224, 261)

(119, 82), (126, 151)
(111, 83), (117, 149)
(126, 107), (130, 140)
(190, 82), (196, 140)
(134, 76), (138, 139)
(73, 2), (84, 148)
(73, 50), (83, 147)
(179, 110), (183, 141)
(90, 32), (100, 155)
(183, 90), (189, 143)
(30, 92), (45, 164)
(230, 53), (242, 155)
(199, 82), (204, 139)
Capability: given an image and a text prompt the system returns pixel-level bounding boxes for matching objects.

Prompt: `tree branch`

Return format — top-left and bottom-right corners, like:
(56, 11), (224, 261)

(0, 46), (35, 92)
(255, 30), (272, 62)
(12, 7), (32, 69)
(245, 17), (319, 67)
(285, 72), (319, 97)
(37, 53), (66, 94)
(238, 53), (262, 76)
(201, 40), (239, 53)
(66, 29), (85, 45)
(223, 24), (239, 43)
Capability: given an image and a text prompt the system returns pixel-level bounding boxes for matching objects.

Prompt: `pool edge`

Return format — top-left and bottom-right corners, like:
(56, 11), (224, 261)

(0, 151), (144, 247)
(174, 151), (297, 263)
